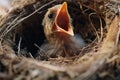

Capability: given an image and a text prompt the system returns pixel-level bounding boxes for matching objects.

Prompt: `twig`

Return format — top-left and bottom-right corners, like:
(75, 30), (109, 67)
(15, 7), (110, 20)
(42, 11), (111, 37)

(118, 5), (120, 15)
(115, 21), (120, 46)
(0, 15), (21, 38)
(0, 73), (11, 79)
(98, 15), (104, 42)
(34, 44), (48, 57)
(25, 58), (66, 72)
(110, 0), (120, 4)
(17, 37), (22, 55)
(28, 52), (34, 59)
(88, 13), (100, 40)
(34, 44), (46, 54)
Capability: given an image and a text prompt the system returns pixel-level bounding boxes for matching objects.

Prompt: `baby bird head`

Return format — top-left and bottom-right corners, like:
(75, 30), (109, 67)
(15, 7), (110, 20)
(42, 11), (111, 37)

(42, 2), (74, 42)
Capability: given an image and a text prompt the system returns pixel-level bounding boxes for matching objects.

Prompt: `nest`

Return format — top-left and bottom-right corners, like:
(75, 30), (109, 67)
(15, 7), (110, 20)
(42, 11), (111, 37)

(0, 0), (120, 80)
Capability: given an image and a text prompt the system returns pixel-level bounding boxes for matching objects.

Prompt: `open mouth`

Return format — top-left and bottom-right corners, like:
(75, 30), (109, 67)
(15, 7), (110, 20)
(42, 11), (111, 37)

(53, 2), (74, 36)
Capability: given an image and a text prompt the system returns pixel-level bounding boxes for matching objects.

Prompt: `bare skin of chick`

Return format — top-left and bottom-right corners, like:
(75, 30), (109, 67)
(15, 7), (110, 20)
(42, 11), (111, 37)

(39, 2), (86, 58)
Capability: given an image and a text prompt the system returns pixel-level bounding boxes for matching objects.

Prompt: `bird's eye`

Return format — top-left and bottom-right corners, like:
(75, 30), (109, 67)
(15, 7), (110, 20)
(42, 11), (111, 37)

(48, 13), (54, 19)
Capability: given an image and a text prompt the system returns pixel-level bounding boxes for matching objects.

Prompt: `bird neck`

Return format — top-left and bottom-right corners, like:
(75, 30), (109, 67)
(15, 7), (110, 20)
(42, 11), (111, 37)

(48, 32), (72, 44)
(46, 33), (86, 56)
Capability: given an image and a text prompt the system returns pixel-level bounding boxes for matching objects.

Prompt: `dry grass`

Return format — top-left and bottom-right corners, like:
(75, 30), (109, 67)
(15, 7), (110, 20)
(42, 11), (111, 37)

(0, 0), (120, 80)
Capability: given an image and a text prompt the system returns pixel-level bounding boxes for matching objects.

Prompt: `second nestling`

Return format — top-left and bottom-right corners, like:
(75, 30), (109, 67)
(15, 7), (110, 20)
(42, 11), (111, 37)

(38, 2), (86, 58)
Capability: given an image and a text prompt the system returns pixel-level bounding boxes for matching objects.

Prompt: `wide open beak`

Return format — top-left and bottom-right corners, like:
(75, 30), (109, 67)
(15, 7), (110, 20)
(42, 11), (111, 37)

(53, 2), (74, 36)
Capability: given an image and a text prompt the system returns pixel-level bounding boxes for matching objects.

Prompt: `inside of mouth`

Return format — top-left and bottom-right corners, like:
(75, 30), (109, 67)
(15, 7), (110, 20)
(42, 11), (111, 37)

(56, 12), (69, 31)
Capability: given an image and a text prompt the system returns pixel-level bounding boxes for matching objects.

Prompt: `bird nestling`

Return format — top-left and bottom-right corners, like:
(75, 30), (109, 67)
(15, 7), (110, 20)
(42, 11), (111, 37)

(39, 2), (85, 58)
